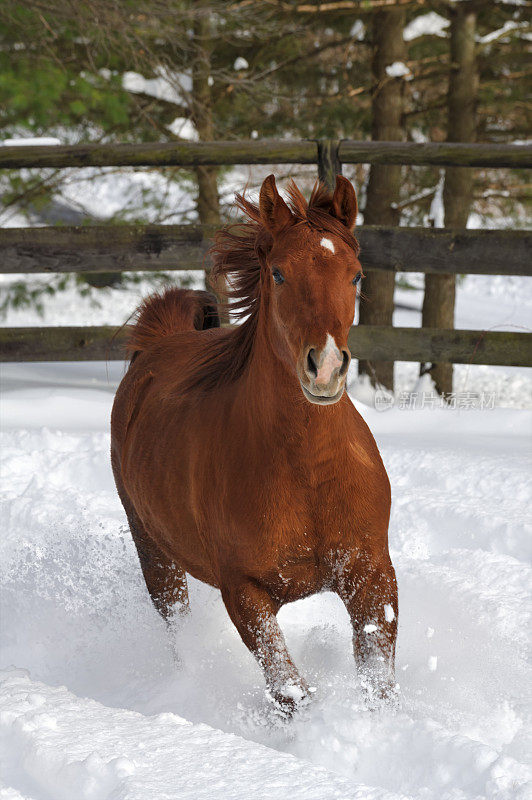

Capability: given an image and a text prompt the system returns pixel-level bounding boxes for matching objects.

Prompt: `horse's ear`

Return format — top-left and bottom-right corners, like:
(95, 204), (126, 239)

(329, 175), (358, 231)
(259, 174), (294, 236)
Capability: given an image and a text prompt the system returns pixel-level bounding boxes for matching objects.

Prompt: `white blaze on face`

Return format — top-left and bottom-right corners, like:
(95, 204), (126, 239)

(320, 237), (335, 254)
(315, 333), (343, 386)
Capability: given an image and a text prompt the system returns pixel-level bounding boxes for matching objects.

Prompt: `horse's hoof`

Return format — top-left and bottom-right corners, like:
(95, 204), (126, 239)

(360, 675), (400, 710)
(267, 682), (313, 718)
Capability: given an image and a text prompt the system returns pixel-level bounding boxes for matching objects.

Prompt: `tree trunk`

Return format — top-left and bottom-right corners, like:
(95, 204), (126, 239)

(421, 2), (478, 395)
(191, 3), (222, 301)
(358, 7), (406, 391)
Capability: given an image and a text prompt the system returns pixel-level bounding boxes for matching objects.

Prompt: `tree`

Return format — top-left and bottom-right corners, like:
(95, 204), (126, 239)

(421, 1), (478, 396)
(0, 2), (375, 219)
(357, 6), (406, 391)
(190, 1), (225, 303)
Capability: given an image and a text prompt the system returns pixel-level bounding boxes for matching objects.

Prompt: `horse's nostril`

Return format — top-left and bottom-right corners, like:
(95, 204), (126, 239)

(307, 348), (318, 378)
(339, 349), (350, 377)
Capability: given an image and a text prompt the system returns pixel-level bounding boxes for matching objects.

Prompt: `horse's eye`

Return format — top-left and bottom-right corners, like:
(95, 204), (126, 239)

(353, 273), (362, 286)
(272, 268), (284, 285)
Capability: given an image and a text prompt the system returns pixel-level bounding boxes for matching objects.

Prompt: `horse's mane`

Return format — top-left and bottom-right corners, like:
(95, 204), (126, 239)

(183, 180), (360, 394)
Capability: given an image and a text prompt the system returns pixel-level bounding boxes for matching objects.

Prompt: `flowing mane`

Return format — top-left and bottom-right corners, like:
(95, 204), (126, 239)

(183, 180), (360, 394)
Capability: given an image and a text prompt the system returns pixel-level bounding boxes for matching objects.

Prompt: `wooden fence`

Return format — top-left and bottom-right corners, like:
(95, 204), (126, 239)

(1, 138), (531, 366)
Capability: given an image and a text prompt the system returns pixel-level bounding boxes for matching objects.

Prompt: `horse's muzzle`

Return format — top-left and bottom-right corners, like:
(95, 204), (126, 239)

(300, 382), (346, 405)
(299, 337), (350, 405)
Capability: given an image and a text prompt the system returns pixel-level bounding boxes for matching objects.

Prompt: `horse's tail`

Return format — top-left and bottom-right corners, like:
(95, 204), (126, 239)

(126, 287), (220, 359)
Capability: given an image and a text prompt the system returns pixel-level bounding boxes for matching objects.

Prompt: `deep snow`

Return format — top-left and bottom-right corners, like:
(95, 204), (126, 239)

(1, 359), (531, 800)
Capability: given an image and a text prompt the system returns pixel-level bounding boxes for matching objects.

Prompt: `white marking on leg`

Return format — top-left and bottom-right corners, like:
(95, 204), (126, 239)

(364, 623), (378, 634)
(320, 237), (335, 254)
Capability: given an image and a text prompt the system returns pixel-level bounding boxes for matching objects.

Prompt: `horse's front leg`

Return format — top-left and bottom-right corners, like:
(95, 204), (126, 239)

(335, 552), (398, 702)
(221, 580), (308, 712)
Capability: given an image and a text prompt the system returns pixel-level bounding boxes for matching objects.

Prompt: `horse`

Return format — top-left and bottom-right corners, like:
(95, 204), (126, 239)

(111, 174), (398, 712)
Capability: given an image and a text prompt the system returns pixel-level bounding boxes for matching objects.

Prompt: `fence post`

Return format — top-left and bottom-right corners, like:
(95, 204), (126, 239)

(317, 140), (342, 190)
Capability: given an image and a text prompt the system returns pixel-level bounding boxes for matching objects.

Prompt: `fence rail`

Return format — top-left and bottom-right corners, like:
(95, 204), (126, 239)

(1, 325), (529, 367)
(1, 224), (530, 276)
(0, 139), (530, 170)
(1, 137), (531, 366)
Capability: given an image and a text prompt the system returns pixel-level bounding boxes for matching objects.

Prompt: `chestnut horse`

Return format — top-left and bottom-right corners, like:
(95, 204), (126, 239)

(111, 175), (397, 711)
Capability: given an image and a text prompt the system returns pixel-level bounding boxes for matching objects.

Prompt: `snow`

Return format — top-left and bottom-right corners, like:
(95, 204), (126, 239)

(385, 62), (412, 79)
(233, 57), (249, 71)
(350, 20), (365, 41)
(122, 68), (192, 104)
(403, 13), (450, 42)
(478, 21), (528, 45)
(1, 360), (531, 799)
(0, 670), (365, 800)
(0, 154), (254, 228)
(1, 138), (62, 147)
(427, 171), (445, 227)
(102, 70), (200, 138)
(166, 117), (199, 141)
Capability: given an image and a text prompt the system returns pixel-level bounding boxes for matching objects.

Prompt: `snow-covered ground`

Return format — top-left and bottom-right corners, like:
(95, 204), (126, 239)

(1, 358), (531, 800)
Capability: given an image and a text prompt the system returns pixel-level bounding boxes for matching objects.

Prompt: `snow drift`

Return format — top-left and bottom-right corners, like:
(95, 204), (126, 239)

(1, 362), (531, 799)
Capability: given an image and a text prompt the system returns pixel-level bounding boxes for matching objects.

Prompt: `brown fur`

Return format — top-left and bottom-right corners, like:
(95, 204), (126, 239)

(111, 175), (397, 712)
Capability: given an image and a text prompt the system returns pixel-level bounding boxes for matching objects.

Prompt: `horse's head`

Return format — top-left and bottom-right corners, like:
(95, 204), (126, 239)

(259, 174), (362, 405)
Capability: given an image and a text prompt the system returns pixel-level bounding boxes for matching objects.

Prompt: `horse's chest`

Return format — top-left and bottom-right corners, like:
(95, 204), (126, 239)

(264, 446), (362, 560)
(217, 421), (386, 595)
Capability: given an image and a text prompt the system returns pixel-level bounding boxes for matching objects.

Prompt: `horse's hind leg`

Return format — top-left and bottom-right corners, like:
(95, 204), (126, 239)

(128, 512), (189, 622)
(112, 449), (188, 620)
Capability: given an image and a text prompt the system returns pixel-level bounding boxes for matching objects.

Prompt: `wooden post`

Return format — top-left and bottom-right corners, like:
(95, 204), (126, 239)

(317, 140), (342, 190)
(422, 1), (478, 395)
